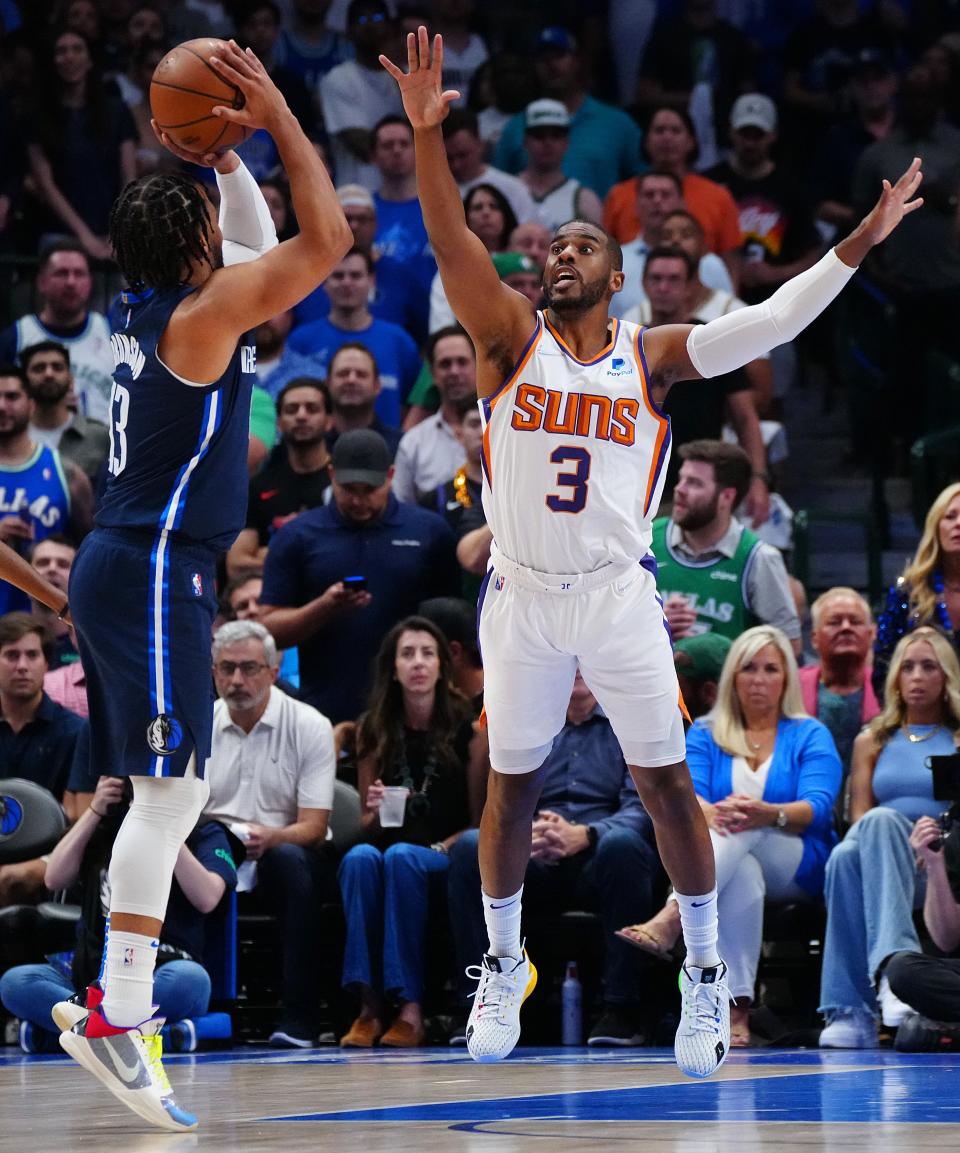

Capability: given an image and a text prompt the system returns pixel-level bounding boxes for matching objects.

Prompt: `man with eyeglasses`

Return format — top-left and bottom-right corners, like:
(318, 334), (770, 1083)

(318, 0), (403, 187)
(203, 620), (336, 1048)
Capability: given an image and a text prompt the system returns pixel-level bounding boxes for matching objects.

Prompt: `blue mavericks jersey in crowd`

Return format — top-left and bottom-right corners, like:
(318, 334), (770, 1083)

(0, 443), (70, 614)
(96, 288), (255, 552)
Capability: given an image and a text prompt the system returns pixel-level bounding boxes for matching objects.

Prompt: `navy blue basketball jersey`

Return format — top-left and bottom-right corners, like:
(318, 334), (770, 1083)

(95, 288), (255, 551)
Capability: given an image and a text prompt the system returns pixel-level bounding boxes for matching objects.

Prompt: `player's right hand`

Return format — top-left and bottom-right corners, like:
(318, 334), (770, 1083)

(379, 26), (460, 130)
(209, 39), (290, 135)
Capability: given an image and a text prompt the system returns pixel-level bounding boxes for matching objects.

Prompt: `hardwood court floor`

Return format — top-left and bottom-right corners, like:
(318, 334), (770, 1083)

(4, 1045), (960, 1152)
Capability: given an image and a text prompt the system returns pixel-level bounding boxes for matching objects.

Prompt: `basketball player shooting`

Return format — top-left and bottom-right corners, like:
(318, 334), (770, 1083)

(55, 41), (350, 1130)
(381, 27), (922, 1077)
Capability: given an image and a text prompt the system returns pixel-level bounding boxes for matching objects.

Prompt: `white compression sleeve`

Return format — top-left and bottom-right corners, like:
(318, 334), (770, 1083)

(216, 159), (279, 267)
(686, 248), (857, 379)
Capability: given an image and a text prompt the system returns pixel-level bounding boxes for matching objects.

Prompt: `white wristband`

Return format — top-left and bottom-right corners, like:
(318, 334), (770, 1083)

(216, 159), (279, 267)
(686, 248), (857, 379)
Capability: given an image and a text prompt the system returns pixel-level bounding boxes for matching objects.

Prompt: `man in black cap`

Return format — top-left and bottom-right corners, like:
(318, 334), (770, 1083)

(259, 429), (460, 721)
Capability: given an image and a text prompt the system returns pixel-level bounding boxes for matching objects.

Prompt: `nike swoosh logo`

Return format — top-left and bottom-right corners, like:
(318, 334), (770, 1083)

(105, 1039), (146, 1085)
(690, 900), (710, 907)
(489, 902), (515, 909)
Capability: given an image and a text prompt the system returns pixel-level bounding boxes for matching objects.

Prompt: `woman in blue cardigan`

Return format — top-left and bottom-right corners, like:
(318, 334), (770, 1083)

(618, 625), (841, 1045)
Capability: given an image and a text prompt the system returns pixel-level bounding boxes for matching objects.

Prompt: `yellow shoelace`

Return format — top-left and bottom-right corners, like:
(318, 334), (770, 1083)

(141, 1034), (172, 1094)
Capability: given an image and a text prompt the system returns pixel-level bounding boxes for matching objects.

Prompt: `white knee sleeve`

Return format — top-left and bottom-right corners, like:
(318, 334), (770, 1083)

(108, 773), (209, 921)
(489, 740), (554, 774)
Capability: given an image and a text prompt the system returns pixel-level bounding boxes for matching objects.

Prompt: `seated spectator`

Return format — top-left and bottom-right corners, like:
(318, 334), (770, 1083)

(603, 107), (742, 286)
(292, 184), (430, 345)
(429, 183), (519, 333)
(448, 670), (662, 1047)
(624, 209), (772, 414)
(874, 482), (960, 701)
(217, 567), (300, 692)
(885, 812), (960, 1051)
(235, 1), (319, 140)
(28, 534), (79, 669)
(0, 241), (114, 424)
(443, 107), (536, 227)
(226, 379), (332, 578)
(417, 596), (484, 714)
(25, 29), (136, 264)
(318, 0), (403, 187)
(801, 587), (881, 821)
(0, 765), (236, 1053)
(508, 220), (551, 271)
(324, 343), (402, 458)
(674, 632), (732, 722)
(611, 170), (735, 321)
(0, 613), (85, 908)
(203, 621), (336, 1048)
(819, 627), (960, 1048)
(655, 440), (795, 647)
(288, 248), (422, 428)
(250, 310), (324, 401)
(492, 26), (644, 200)
(339, 616), (485, 1047)
(393, 327), (477, 504)
(620, 625), (841, 1048)
(260, 430), (460, 723)
(273, 0), (351, 92)
(519, 99), (603, 232)
(22, 341), (110, 486)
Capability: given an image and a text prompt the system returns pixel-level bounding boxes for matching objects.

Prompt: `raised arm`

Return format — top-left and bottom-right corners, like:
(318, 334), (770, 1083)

(380, 28), (533, 386)
(162, 41), (352, 382)
(642, 158), (924, 387)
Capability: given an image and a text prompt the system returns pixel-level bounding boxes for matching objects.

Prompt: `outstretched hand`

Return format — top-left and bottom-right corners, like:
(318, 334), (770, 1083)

(862, 156), (924, 245)
(208, 40), (289, 135)
(379, 25), (460, 130)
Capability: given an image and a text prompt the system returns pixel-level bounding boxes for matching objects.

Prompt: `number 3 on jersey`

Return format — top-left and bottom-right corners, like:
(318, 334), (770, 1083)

(108, 381), (130, 476)
(546, 445), (591, 513)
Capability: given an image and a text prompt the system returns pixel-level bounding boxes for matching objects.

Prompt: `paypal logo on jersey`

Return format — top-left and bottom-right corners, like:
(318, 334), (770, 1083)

(110, 333), (145, 380)
(607, 357), (633, 377)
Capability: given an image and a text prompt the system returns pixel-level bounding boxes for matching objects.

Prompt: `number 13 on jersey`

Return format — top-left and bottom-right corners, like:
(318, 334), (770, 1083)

(108, 381), (130, 476)
(546, 446), (591, 513)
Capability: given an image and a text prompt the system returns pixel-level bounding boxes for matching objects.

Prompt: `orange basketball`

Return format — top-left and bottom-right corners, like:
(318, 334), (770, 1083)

(150, 38), (250, 155)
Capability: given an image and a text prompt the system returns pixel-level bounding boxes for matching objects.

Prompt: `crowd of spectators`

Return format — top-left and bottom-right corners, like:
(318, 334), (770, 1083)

(2, 0), (960, 1056)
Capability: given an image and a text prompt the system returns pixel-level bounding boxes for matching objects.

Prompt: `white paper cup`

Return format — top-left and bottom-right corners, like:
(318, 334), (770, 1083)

(379, 786), (410, 828)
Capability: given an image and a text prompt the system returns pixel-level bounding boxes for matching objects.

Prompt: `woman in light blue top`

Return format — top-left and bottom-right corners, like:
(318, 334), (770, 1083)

(819, 626), (960, 1049)
(619, 625), (841, 1045)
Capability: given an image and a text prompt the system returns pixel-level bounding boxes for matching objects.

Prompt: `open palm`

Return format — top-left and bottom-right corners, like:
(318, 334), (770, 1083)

(864, 156), (924, 244)
(380, 25), (460, 130)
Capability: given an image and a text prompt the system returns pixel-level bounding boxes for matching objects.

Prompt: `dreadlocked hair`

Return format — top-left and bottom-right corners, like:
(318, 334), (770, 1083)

(110, 173), (215, 292)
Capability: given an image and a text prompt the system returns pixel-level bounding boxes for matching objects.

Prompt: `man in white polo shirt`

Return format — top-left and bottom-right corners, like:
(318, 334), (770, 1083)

(203, 620), (336, 1049)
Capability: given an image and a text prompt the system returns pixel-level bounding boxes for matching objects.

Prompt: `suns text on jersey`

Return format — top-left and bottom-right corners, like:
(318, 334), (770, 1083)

(510, 383), (639, 445)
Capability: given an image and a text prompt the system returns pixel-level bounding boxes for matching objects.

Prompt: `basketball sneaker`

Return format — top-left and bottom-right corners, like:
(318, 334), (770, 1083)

(675, 960), (731, 1078)
(464, 948), (537, 1063)
(59, 1010), (198, 1132)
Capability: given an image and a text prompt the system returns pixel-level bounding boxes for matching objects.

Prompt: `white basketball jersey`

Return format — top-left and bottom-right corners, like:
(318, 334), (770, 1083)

(16, 312), (113, 424)
(480, 312), (671, 574)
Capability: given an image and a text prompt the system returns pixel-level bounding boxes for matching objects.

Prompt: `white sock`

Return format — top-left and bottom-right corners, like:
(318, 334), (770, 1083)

(100, 929), (159, 1028)
(674, 887), (721, 970)
(482, 886), (523, 960)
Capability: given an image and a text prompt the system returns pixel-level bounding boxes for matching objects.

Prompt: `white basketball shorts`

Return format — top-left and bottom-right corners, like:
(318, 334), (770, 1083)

(478, 552), (687, 772)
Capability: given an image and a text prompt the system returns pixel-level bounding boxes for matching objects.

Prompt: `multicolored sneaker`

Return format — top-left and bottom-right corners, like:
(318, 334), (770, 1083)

(464, 947), (537, 1063)
(675, 960), (731, 1078)
(59, 1009), (198, 1132)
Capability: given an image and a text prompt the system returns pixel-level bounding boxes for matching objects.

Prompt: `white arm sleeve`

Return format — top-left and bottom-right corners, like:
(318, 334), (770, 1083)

(686, 248), (857, 379)
(216, 160), (279, 267)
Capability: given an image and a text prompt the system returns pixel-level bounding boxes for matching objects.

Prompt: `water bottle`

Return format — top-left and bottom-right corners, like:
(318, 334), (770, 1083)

(561, 961), (582, 1045)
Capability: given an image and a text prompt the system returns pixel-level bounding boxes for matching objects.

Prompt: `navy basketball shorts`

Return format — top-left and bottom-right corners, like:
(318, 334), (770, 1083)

(70, 527), (219, 779)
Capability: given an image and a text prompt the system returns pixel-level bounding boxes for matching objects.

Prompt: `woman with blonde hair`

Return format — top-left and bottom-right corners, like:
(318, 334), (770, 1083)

(873, 481), (960, 699)
(618, 625), (841, 1045)
(819, 626), (960, 1047)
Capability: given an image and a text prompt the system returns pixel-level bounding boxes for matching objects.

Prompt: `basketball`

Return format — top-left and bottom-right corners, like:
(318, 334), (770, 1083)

(150, 38), (250, 155)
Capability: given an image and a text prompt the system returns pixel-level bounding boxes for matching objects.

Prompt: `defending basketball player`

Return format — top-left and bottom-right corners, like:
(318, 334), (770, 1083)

(55, 41), (350, 1130)
(382, 28), (922, 1076)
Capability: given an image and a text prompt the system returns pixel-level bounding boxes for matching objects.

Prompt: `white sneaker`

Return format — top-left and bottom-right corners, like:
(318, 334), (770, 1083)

(819, 1008), (879, 1049)
(59, 1012), (198, 1131)
(464, 948), (537, 1063)
(877, 975), (909, 1028)
(675, 961), (731, 1078)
